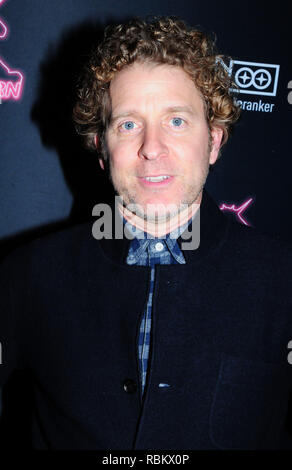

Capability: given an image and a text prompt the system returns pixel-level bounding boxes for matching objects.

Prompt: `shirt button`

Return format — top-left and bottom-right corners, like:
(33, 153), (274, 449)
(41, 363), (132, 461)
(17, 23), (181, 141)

(155, 242), (164, 252)
(123, 379), (137, 394)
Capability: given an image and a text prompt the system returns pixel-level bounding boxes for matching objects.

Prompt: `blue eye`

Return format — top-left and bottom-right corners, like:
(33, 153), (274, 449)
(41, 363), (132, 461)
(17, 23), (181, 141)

(171, 117), (184, 127)
(122, 121), (136, 130)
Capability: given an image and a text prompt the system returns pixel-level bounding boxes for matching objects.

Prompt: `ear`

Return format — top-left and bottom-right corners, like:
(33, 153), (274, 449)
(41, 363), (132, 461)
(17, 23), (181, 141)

(209, 127), (224, 165)
(95, 135), (105, 170)
(98, 158), (105, 170)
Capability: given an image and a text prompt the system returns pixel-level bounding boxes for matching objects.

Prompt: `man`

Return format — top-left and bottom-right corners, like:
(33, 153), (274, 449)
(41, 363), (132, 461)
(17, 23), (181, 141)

(0, 16), (292, 450)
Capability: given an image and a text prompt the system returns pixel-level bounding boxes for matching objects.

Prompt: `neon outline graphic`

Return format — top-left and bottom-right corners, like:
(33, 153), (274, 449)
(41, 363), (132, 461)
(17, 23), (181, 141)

(0, 0), (8, 39)
(0, 1), (25, 102)
(219, 198), (254, 226)
(0, 57), (24, 100)
(0, 18), (8, 39)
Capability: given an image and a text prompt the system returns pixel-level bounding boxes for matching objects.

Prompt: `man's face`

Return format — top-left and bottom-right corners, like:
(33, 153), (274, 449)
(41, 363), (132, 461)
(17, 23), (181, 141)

(102, 62), (222, 221)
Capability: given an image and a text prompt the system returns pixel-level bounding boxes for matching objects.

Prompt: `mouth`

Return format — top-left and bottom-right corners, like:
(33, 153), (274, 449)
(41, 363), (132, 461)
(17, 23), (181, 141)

(138, 175), (174, 187)
(143, 175), (170, 182)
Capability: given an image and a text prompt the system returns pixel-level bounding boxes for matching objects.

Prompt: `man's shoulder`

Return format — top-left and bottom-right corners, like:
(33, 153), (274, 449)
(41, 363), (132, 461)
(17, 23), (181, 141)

(224, 217), (292, 270)
(30, 220), (94, 253)
(0, 221), (97, 274)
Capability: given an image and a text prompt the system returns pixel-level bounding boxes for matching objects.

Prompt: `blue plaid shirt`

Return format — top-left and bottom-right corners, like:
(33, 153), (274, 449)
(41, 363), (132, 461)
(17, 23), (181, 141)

(124, 219), (189, 396)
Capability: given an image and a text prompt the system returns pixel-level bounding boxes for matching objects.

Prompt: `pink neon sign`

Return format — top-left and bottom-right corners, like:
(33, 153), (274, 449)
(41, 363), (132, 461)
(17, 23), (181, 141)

(219, 197), (254, 226)
(0, 57), (24, 100)
(0, 0), (8, 39)
(0, 0), (25, 101)
(0, 17), (8, 39)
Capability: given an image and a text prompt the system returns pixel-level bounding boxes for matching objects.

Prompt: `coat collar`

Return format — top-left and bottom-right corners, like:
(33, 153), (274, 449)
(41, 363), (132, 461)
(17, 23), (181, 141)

(98, 189), (229, 266)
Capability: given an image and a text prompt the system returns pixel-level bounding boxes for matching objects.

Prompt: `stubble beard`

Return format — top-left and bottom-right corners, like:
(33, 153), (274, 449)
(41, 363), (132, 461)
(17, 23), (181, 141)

(109, 159), (210, 224)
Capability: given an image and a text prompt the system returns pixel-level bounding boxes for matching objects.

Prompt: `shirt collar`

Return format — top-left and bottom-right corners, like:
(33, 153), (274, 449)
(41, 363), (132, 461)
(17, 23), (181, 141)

(123, 215), (192, 265)
(98, 189), (230, 267)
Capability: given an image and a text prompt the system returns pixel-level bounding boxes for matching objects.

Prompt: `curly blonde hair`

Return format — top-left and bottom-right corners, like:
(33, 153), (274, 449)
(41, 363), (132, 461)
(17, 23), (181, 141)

(73, 16), (240, 162)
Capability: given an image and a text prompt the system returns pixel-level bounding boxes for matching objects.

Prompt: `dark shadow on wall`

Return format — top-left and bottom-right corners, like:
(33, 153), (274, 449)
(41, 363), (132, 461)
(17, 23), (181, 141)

(0, 18), (122, 260)
(0, 17), (132, 450)
(31, 19), (117, 222)
(1, 16), (146, 262)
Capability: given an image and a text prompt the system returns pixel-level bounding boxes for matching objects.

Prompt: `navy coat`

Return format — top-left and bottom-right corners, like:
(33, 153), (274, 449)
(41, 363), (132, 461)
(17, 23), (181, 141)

(0, 190), (292, 449)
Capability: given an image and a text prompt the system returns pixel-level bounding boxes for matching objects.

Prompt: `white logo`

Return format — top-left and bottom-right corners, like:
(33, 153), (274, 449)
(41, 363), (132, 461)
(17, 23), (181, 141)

(288, 80), (292, 104)
(288, 340), (292, 364)
(228, 60), (280, 97)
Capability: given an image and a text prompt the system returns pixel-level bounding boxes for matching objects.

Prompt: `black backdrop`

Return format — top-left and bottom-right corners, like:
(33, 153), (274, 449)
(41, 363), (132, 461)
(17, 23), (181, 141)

(0, 0), (291, 448)
(1, 0), (292, 245)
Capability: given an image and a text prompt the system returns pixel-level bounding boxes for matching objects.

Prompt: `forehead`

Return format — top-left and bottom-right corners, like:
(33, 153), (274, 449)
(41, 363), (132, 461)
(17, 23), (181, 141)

(109, 62), (205, 113)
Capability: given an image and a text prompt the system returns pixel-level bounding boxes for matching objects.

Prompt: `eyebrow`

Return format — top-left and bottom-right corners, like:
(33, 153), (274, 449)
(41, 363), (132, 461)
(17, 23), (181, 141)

(110, 105), (196, 125)
(164, 105), (196, 115)
(110, 111), (139, 125)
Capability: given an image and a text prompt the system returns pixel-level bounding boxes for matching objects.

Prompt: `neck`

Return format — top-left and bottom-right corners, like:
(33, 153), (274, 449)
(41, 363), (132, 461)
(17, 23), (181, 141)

(118, 196), (201, 238)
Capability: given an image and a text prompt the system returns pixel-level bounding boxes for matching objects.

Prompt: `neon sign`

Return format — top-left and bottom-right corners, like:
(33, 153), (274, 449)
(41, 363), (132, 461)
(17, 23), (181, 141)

(0, 0), (25, 102)
(0, 57), (24, 100)
(0, 17), (8, 39)
(219, 197), (254, 226)
(0, 0), (8, 39)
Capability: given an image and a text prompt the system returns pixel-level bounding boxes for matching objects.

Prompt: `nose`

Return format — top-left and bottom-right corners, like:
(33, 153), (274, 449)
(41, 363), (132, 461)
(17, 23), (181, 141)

(138, 124), (168, 160)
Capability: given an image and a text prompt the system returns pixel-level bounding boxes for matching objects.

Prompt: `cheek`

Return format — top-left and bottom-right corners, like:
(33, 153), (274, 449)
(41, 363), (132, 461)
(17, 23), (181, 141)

(184, 135), (209, 160)
(174, 139), (205, 163)
(114, 140), (138, 162)
(110, 146), (135, 173)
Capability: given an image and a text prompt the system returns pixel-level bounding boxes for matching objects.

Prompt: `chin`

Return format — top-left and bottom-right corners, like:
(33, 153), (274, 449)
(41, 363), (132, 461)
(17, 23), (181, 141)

(143, 202), (186, 221)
